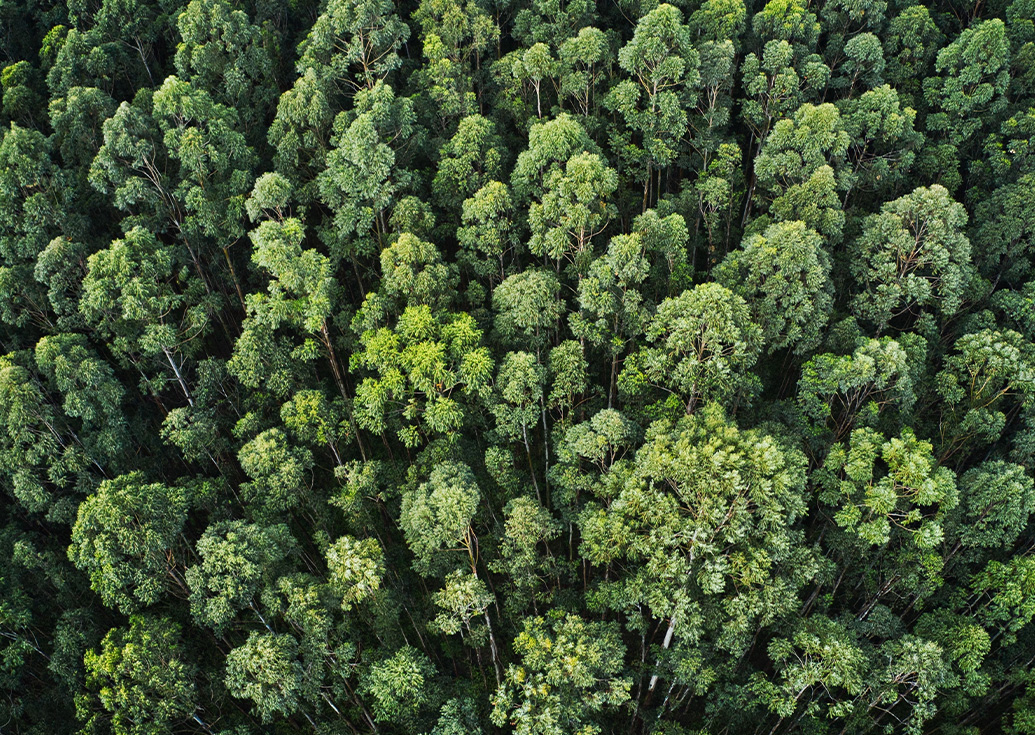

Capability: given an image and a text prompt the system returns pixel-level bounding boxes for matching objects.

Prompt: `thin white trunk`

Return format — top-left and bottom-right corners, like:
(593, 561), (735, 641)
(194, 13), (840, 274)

(484, 609), (504, 686)
(162, 346), (194, 407)
(540, 395), (549, 496)
(322, 692), (342, 716)
(192, 714), (216, 735)
(648, 613), (678, 692)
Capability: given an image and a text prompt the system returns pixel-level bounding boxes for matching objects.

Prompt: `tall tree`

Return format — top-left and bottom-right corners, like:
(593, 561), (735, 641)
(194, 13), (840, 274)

(606, 3), (700, 210)
(68, 472), (190, 613)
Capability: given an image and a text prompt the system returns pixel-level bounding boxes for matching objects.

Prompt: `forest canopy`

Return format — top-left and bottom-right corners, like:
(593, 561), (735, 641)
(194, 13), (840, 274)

(2, 0), (1035, 732)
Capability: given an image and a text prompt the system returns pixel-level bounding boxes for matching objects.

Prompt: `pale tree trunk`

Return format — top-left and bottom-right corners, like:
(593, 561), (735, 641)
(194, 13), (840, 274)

(162, 346), (193, 407)
(483, 609), (504, 686)
(648, 613), (678, 692)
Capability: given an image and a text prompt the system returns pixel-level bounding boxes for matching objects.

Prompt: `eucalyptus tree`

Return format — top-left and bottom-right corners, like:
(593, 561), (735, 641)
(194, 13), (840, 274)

(716, 220), (832, 354)
(619, 282), (762, 414)
(173, 0), (277, 138)
(491, 611), (629, 735)
(79, 226), (213, 408)
(80, 616), (203, 735)
(89, 76), (257, 308)
(352, 305), (493, 448)
(606, 4), (700, 210)
(849, 185), (976, 333)
(578, 405), (814, 719)
(68, 472), (190, 613)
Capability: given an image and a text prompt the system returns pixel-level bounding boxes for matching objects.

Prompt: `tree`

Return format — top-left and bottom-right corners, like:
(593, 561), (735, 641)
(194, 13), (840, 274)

(430, 697), (484, 735)
(606, 4), (700, 209)
(237, 428), (314, 517)
(619, 283), (762, 413)
(511, 43), (557, 121)
(186, 521), (296, 635)
(934, 328), (1035, 459)
(570, 216), (685, 405)
(966, 556), (1035, 646)
(412, 0), (498, 128)
(549, 407), (640, 516)
(765, 164), (844, 244)
(882, 5), (942, 95)
(558, 27), (611, 118)
(816, 427), (958, 608)
(818, 0), (886, 50)
(352, 305), (493, 447)
(268, 69), (336, 200)
(834, 32), (885, 93)
(33, 235), (95, 329)
(924, 19), (1011, 149)
(431, 568), (494, 640)
(242, 217), (351, 396)
(528, 151), (618, 276)
(34, 333), (127, 464)
(457, 181), (519, 288)
(753, 102), (849, 209)
(750, 615), (865, 728)
(797, 337), (917, 442)
(971, 174), (1035, 284)
(43, 0), (167, 98)
(90, 76), (257, 301)
(492, 269), (564, 356)
(690, 0), (747, 47)
(432, 114), (505, 216)
(490, 496), (562, 614)
(374, 233), (457, 315)
(47, 85), (116, 171)
(80, 616), (199, 735)
(740, 41), (830, 173)
(578, 405), (812, 702)
(694, 141), (743, 259)
(687, 39), (736, 168)
(173, 0), (277, 136)
(491, 352), (546, 494)
(547, 339), (589, 424)
(361, 646), (436, 726)
(400, 460), (481, 573)
(296, 0), (410, 94)
(514, 0), (597, 48)
(849, 185), (976, 332)
(571, 233), (651, 348)
(949, 460), (1035, 552)
(752, 0), (821, 55)
(1, 61), (43, 127)
(491, 611), (630, 735)
(68, 472), (189, 613)
(843, 636), (955, 735)
(0, 352), (72, 517)
(715, 220), (832, 353)
(80, 226), (212, 405)
(317, 81), (417, 264)
(280, 388), (352, 466)
(399, 459), (504, 677)
(0, 122), (67, 328)
(326, 535), (385, 610)
(839, 85), (922, 206)
(225, 631), (311, 723)
(510, 113), (598, 204)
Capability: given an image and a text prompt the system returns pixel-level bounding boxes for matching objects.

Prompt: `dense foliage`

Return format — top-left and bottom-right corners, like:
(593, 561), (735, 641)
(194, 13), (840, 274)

(2, 0), (1035, 731)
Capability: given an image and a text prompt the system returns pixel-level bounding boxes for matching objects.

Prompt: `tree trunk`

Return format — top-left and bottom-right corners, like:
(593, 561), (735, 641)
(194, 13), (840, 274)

(162, 346), (193, 407)
(483, 609), (504, 686)
(648, 613), (678, 693)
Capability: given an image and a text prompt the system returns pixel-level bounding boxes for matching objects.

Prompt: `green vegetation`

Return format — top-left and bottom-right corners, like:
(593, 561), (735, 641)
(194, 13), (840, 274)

(2, 0), (1035, 731)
